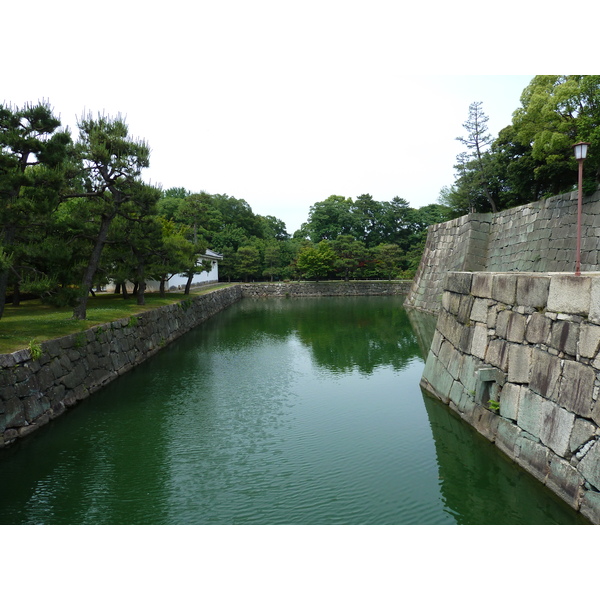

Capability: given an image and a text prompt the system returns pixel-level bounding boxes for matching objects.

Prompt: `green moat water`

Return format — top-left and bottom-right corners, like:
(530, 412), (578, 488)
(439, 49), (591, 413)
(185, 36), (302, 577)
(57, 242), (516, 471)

(0, 297), (588, 524)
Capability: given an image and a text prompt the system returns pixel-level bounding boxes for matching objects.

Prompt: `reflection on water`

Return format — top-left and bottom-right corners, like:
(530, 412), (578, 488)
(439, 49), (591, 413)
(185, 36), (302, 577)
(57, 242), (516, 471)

(0, 297), (587, 524)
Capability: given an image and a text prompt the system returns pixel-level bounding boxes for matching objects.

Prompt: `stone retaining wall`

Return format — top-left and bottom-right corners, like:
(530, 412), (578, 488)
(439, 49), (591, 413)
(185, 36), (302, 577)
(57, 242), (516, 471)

(0, 286), (242, 448)
(404, 213), (492, 314)
(405, 188), (600, 314)
(241, 280), (412, 297)
(0, 281), (410, 449)
(420, 271), (600, 523)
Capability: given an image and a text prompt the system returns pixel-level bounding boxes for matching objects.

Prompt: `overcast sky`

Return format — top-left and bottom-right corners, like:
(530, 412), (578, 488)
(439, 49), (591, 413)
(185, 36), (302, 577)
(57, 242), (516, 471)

(3, 1), (591, 234)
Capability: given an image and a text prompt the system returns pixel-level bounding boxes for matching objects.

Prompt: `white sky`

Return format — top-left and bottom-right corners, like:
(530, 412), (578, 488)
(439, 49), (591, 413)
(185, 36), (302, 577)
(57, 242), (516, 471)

(3, 1), (594, 235)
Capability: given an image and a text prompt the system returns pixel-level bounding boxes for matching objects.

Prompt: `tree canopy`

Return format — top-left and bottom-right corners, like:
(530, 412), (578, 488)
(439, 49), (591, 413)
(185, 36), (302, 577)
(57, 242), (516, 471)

(441, 76), (600, 218)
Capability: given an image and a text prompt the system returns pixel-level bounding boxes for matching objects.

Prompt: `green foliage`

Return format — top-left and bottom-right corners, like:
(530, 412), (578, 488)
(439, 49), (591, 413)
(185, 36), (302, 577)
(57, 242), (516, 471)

(180, 298), (193, 311)
(0, 101), (73, 319)
(488, 398), (500, 411)
(296, 241), (336, 281)
(27, 338), (43, 360)
(74, 332), (86, 348)
(41, 286), (80, 308)
(374, 243), (403, 281)
(443, 76), (600, 218)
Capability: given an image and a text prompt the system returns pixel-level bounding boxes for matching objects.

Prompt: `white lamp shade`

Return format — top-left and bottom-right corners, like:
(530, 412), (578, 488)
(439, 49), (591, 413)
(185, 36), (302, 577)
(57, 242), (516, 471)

(573, 142), (590, 160)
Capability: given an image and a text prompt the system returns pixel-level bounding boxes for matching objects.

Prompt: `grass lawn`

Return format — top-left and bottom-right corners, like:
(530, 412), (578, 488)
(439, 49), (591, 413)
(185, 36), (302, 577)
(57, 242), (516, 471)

(0, 284), (233, 355)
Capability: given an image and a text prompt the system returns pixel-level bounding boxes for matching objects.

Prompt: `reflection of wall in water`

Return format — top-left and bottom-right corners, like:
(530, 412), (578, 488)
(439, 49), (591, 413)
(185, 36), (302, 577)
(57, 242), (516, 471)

(406, 308), (438, 361)
(421, 390), (587, 525)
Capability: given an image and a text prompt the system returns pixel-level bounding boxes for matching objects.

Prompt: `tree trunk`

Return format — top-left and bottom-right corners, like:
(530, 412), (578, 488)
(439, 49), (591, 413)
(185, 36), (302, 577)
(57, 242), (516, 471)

(136, 281), (146, 305)
(184, 273), (193, 295)
(135, 260), (145, 305)
(12, 279), (20, 306)
(72, 215), (112, 320)
(159, 276), (166, 297)
(0, 225), (16, 319)
(115, 282), (121, 295)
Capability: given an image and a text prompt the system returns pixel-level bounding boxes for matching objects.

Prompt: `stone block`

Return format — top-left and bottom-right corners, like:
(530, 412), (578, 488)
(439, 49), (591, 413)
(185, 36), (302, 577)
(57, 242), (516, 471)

(421, 354), (454, 402)
(540, 401), (576, 457)
(444, 272), (473, 295)
(456, 390), (477, 417)
(529, 349), (562, 400)
(577, 440), (600, 490)
(439, 341), (463, 380)
(515, 435), (550, 484)
(550, 320), (579, 356)
(546, 456), (584, 510)
(525, 312), (552, 345)
(449, 380), (465, 406)
(470, 298), (490, 323)
(458, 354), (482, 395)
(517, 389), (545, 439)
(495, 419), (521, 460)
(486, 305), (500, 329)
(430, 330), (444, 356)
(589, 277), (600, 324)
(486, 339), (509, 371)
(1, 398), (26, 429)
(443, 292), (461, 316)
(457, 295), (474, 324)
(507, 344), (531, 383)
(492, 274), (517, 305)
(578, 323), (600, 359)
(471, 273), (493, 298)
(61, 363), (88, 390)
(580, 490), (600, 525)
(505, 312), (527, 343)
(499, 383), (522, 421)
(495, 310), (511, 338)
(559, 360), (595, 418)
(516, 275), (550, 308)
(458, 325), (474, 354)
(467, 404), (499, 442)
(569, 417), (597, 454)
(23, 394), (50, 423)
(592, 400), (600, 428)
(470, 323), (488, 360)
(547, 274), (591, 315)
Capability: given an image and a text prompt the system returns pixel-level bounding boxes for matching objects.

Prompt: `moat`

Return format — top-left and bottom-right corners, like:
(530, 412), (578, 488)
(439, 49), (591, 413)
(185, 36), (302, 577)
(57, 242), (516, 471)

(0, 296), (588, 524)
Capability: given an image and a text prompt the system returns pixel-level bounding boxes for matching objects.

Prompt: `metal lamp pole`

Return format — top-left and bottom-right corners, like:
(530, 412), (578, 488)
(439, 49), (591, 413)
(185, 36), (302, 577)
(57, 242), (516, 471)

(573, 141), (590, 276)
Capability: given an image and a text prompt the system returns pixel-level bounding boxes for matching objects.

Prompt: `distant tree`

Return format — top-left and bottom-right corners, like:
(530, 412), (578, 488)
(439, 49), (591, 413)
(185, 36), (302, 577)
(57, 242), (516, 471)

(382, 196), (416, 250)
(296, 241), (336, 281)
(162, 186), (189, 199)
(236, 245), (261, 282)
(263, 244), (282, 281)
(353, 194), (386, 247)
(260, 215), (290, 240)
(306, 195), (357, 242)
(374, 244), (403, 280)
(456, 101), (498, 212)
(210, 194), (263, 239)
(332, 235), (367, 281)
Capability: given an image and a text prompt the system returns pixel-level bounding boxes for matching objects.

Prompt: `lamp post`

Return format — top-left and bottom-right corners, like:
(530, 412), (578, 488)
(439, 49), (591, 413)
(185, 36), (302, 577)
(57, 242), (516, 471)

(573, 141), (590, 276)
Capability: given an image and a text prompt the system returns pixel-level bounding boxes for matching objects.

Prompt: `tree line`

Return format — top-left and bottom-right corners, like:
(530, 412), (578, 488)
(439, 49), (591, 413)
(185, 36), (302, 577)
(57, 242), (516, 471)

(442, 75), (600, 216)
(0, 102), (448, 321)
